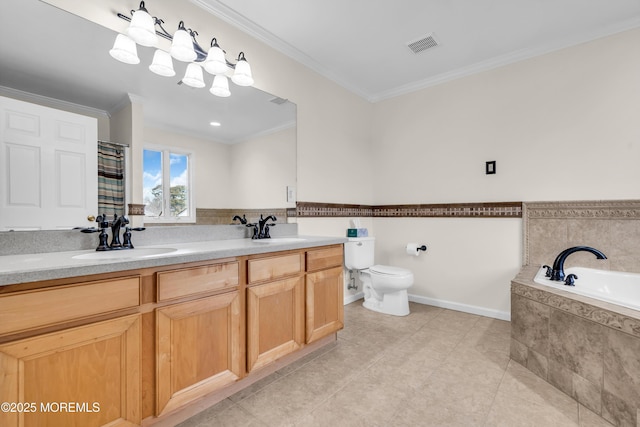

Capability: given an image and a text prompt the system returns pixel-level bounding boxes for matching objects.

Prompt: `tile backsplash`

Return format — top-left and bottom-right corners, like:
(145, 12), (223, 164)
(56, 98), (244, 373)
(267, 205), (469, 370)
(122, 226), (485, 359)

(523, 200), (640, 273)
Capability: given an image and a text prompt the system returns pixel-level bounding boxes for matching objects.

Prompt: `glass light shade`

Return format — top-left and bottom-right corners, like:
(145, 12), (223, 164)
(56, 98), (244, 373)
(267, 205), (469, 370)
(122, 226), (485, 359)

(182, 63), (205, 88)
(231, 58), (253, 86)
(127, 8), (157, 47)
(149, 49), (175, 77)
(204, 45), (228, 75)
(170, 28), (197, 62)
(109, 34), (140, 65)
(209, 75), (230, 97)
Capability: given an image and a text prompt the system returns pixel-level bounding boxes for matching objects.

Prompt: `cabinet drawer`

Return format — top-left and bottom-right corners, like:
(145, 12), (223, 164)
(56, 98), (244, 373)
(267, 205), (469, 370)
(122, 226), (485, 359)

(306, 245), (344, 272)
(0, 276), (140, 335)
(248, 253), (303, 284)
(157, 261), (239, 302)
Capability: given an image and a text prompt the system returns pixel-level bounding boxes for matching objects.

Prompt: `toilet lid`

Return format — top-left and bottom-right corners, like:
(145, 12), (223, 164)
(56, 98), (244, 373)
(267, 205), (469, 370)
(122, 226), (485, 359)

(370, 265), (411, 276)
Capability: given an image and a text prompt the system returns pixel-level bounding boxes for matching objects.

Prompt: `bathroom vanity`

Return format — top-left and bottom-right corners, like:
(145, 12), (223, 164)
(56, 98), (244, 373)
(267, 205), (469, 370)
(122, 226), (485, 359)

(0, 237), (345, 426)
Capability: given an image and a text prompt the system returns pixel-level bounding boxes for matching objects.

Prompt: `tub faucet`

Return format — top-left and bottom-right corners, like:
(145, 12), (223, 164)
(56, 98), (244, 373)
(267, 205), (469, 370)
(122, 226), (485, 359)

(549, 246), (607, 282)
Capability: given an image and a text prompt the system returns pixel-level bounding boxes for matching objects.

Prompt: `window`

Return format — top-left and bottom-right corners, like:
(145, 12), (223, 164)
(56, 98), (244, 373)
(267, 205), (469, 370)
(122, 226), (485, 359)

(143, 147), (195, 223)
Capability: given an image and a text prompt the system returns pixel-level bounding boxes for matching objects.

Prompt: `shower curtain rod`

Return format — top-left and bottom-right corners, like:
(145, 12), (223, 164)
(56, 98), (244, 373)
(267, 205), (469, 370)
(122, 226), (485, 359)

(98, 139), (130, 148)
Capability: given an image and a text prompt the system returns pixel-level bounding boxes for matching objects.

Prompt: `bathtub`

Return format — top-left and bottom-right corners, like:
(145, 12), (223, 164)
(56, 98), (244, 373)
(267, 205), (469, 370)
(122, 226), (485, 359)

(533, 266), (640, 311)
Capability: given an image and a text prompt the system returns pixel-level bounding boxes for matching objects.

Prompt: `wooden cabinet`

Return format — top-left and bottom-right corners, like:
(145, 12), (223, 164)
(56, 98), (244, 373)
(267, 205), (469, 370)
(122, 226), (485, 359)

(0, 314), (141, 427)
(306, 246), (344, 343)
(246, 276), (304, 372)
(156, 291), (241, 416)
(0, 243), (344, 425)
(306, 266), (344, 343)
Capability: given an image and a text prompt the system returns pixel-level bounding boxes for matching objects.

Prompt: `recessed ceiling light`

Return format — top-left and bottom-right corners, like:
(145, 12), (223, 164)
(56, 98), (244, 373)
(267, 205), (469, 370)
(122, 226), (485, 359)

(210, 121), (221, 127)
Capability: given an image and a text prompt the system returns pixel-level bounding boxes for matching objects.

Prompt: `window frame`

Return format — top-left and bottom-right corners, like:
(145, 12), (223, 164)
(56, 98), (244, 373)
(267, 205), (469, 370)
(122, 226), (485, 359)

(142, 144), (196, 224)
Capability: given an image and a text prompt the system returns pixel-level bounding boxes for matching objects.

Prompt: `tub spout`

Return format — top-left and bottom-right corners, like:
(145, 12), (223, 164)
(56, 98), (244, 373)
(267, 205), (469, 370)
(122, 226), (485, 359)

(550, 246), (607, 282)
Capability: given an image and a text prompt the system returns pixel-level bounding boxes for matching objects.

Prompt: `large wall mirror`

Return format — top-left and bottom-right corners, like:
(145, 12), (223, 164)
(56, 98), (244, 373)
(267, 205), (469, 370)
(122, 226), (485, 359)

(0, 0), (296, 230)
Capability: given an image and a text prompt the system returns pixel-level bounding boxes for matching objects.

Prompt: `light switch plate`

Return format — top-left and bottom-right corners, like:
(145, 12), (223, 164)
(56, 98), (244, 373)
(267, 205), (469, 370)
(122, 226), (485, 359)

(286, 186), (296, 202)
(486, 161), (496, 175)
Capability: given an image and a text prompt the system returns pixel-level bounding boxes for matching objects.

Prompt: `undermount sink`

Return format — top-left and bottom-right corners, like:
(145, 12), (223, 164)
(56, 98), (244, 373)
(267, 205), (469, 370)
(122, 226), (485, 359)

(72, 247), (178, 260)
(251, 238), (307, 244)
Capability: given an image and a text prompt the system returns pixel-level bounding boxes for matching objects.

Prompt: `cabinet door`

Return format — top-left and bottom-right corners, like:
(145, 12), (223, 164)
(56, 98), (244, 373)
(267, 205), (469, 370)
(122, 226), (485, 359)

(306, 266), (344, 344)
(0, 314), (141, 427)
(246, 276), (304, 372)
(156, 292), (241, 416)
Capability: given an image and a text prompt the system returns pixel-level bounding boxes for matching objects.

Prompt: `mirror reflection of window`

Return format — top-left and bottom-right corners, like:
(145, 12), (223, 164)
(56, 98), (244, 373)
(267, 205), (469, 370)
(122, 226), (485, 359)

(143, 147), (195, 222)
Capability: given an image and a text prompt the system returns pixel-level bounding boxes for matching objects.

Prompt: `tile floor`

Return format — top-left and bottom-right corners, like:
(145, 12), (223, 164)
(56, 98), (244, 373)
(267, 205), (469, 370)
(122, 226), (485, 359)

(178, 302), (614, 427)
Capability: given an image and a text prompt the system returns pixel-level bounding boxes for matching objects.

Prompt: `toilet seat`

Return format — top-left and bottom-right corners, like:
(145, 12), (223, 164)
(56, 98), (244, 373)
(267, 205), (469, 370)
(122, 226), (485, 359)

(370, 265), (412, 278)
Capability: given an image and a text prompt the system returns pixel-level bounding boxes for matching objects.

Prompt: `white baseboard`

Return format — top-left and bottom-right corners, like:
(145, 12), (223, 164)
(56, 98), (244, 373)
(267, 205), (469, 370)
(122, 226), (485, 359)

(343, 292), (364, 305)
(344, 292), (510, 321)
(408, 294), (511, 321)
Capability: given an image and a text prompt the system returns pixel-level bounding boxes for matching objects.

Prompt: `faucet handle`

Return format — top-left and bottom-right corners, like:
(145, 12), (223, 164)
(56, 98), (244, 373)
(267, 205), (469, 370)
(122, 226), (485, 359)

(543, 265), (552, 277)
(78, 227), (100, 233)
(564, 274), (578, 286)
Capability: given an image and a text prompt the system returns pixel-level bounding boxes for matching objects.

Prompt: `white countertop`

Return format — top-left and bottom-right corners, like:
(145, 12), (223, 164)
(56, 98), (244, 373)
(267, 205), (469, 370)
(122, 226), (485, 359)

(0, 236), (347, 286)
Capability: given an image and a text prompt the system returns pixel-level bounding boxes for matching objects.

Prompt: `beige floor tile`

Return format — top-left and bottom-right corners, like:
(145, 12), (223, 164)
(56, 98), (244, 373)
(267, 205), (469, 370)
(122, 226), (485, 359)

(177, 302), (617, 427)
(426, 309), (482, 335)
(579, 405), (615, 427)
(176, 401), (266, 427)
(393, 391), (490, 427)
(496, 360), (579, 423)
(485, 390), (579, 427)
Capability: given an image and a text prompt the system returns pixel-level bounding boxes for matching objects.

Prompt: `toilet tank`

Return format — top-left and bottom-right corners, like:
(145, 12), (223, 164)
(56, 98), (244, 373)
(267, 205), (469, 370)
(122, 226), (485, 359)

(344, 237), (375, 270)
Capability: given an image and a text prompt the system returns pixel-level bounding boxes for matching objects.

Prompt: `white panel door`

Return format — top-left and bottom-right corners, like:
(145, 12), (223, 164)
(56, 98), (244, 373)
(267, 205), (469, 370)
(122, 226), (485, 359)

(0, 96), (97, 230)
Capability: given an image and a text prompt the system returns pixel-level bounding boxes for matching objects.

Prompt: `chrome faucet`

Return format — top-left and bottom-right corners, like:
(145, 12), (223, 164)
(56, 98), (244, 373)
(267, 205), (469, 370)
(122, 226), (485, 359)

(547, 246), (607, 282)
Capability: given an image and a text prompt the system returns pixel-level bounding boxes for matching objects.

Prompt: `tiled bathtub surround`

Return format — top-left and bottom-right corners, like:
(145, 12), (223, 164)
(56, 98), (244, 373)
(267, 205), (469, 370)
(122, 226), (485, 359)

(511, 266), (640, 426)
(296, 201), (522, 218)
(524, 200), (640, 273)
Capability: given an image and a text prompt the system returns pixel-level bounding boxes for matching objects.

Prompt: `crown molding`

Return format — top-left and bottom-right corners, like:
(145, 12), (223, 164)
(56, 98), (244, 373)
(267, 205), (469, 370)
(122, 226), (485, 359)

(188, 2), (640, 103)
(189, 0), (372, 100)
(0, 85), (110, 118)
(371, 17), (640, 102)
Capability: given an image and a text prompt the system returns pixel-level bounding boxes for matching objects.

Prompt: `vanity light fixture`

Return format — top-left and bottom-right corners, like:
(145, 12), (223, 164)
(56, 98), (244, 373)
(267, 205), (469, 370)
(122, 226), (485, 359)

(209, 121), (221, 127)
(111, 1), (254, 97)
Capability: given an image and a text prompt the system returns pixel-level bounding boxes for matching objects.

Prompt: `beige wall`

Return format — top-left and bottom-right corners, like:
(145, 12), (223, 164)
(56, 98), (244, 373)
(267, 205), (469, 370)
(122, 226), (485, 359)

(230, 127), (296, 209)
(369, 29), (640, 318)
(144, 126), (231, 209)
(371, 29), (640, 204)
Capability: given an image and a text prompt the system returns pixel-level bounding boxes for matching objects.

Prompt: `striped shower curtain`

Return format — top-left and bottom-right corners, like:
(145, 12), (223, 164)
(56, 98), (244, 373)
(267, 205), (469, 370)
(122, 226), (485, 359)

(97, 141), (125, 217)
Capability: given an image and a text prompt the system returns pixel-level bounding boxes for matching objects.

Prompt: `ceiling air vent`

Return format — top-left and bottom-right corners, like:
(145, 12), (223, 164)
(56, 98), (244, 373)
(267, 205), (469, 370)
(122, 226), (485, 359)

(407, 33), (439, 54)
(270, 96), (288, 105)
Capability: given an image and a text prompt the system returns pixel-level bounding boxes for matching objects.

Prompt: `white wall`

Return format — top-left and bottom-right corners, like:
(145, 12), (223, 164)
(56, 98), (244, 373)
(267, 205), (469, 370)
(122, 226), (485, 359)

(144, 127), (231, 209)
(369, 29), (640, 318)
(229, 127), (296, 209)
(372, 29), (640, 204)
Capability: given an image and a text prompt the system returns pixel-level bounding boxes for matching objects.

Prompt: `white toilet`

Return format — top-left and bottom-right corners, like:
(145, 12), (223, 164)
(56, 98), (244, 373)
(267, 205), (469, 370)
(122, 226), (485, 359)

(344, 237), (414, 316)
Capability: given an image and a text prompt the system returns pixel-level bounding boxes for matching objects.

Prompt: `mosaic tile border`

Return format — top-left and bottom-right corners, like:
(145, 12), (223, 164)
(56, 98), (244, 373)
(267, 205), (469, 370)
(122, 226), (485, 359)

(127, 203), (145, 216)
(512, 281), (640, 339)
(524, 200), (640, 220)
(296, 202), (374, 218)
(296, 201), (522, 218)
